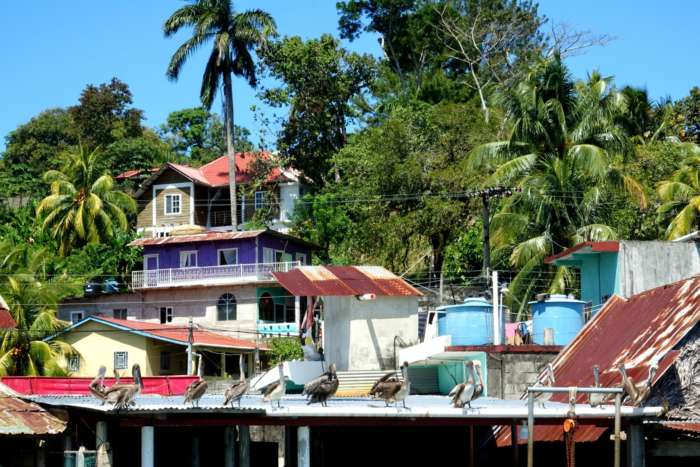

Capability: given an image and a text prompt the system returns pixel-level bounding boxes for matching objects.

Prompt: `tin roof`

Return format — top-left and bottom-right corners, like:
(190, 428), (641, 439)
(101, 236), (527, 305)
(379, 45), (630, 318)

(0, 387), (66, 435)
(49, 315), (259, 350)
(272, 266), (423, 297)
(497, 276), (700, 445)
(545, 241), (620, 264)
(129, 228), (319, 249)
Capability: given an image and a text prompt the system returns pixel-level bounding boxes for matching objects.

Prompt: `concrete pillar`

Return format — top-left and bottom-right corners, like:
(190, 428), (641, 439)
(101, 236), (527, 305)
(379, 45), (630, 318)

(96, 421), (108, 449)
(297, 427), (310, 467)
(294, 296), (301, 327)
(192, 432), (200, 467)
(224, 426), (236, 467)
(221, 353), (227, 377)
(141, 426), (154, 467)
(239, 425), (251, 467)
(627, 424), (646, 467)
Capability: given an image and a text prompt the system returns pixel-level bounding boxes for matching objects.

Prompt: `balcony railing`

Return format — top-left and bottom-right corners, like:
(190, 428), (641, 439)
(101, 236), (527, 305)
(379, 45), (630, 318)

(131, 261), (301, 289)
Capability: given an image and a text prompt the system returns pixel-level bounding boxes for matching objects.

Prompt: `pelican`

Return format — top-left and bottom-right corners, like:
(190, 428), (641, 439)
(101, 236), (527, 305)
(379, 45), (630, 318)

(618, 363), (658, 406)
(589, 365), (605, 407)
(224, 354), (249, 407)
(103, 364), (143, 410)
(543, 363), (556, 386)
(449, 361), (476, 408)
(303, 363), (339, 406)
(370, 362), (410, 408)
(262, 363), (286, 408)
(473, 361), (484, 399)
(184, 353), (208, 407)
(88, 366), (107, 400)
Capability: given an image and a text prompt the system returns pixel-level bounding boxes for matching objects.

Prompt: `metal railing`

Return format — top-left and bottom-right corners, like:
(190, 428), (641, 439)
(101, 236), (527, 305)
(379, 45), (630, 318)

(131, 261), (301, 289)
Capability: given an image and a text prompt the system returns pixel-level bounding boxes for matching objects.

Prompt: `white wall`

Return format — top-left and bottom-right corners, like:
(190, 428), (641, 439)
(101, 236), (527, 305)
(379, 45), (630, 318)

(323, 296), (419, 371)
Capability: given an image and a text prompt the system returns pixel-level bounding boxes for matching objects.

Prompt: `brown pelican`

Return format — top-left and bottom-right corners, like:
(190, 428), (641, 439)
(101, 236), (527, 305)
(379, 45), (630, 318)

(103, 364), (143, 410)
(88, 366), (107, 400)
(262, 363), (286, 408)
(449, 361), (476, 408)
(303, 363), (339, 406)
(473, 361), (484, 399)
(224, 354), (249, 407)
(370, 362), (411, 408)
(589, 365), (605, 407)
(618, 363), (658, 406)
(184, 353), (208, 407)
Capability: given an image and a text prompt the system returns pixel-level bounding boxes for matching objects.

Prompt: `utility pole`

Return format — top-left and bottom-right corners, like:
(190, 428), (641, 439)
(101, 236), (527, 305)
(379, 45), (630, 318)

(187, 318), (194, 375)
(480, 187), (519, 276)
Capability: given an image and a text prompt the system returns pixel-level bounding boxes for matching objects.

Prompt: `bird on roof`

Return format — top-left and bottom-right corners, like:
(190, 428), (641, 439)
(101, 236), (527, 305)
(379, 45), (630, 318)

(184, 353), (208, 408)
(449, 361), (476, 409)
(263, 363), (286, 408)
(303, 363), (339, 407)
(369, 362), (411, 408)
(224, 354), (249, 408)
(88, 366), (107, 400)
(618, 362), (658, 407)
(473, 361), (484, 399)
(103, 364), (143, 410)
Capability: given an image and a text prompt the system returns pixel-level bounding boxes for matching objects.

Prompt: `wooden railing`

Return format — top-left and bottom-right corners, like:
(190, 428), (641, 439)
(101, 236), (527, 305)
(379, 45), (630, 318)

(131, 261), (301, 289)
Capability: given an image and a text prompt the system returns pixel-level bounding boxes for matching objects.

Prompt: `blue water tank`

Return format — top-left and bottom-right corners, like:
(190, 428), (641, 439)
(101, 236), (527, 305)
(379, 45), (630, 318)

(437, 297), (493, 345)
(530, 294), (585, 346)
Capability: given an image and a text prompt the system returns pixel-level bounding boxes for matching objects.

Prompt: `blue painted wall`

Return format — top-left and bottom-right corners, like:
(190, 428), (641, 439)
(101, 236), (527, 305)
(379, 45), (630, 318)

(556, 251), (618, 312)
(435, 352), (488, 396)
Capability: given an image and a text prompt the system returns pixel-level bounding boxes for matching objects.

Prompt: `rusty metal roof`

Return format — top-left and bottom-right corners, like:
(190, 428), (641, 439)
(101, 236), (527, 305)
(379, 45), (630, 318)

(545, 241), (620, 264)
(272, 266), (422, 297)
(497, 276), (700, 445)
(0, 388), (66, 435)
(129, 229), (319, 249)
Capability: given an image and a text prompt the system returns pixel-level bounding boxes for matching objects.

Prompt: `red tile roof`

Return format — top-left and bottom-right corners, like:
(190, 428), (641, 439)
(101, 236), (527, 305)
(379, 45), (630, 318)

(545, 241), (620, 264)
(273, 266), (423, 297)
(497, 276), (700, 445)
(0, 309), (17, 329)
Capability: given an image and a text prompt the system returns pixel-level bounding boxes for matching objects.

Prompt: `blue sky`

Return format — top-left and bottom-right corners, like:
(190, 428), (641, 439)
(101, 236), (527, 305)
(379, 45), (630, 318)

(1, 1), (698, 151)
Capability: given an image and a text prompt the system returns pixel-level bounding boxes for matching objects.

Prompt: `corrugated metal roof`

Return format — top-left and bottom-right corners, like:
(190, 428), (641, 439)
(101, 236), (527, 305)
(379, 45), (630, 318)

(272, 266), (423, 297)
(545, 241), (620, 264)
(0, 392), (66, 436)
(660, 421), (700, 433)
(129, 228), (319, 249)
(497, 276), (700, 445)
(0, 308), (16, 329)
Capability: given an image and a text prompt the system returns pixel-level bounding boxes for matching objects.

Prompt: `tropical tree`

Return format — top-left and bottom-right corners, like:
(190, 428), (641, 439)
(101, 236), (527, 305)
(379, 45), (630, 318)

(164, 0), (277, 229)
(656, 143), (700, 239)
(471, 55), (646, 316)
(36, 146), (136, 255)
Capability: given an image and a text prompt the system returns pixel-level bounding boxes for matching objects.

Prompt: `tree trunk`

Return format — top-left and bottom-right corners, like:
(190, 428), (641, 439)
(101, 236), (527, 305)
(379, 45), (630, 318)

(223, 71), (237, 230)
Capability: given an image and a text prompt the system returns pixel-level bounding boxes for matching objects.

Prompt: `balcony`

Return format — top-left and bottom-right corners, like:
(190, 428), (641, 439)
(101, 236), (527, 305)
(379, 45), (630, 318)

(131, 261), (301, 289)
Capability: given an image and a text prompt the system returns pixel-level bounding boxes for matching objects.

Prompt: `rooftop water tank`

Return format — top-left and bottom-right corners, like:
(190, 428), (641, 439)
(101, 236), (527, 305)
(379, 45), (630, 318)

(436, 297), (493, 346)
(530, 294), (585, 346)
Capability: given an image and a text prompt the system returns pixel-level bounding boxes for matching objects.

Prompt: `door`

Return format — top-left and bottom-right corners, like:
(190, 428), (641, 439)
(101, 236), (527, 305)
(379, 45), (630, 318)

(144, 254), (159, 287)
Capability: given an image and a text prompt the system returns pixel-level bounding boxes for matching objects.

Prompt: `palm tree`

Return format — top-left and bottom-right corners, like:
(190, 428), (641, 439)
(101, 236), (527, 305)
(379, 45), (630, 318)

(36, 145), (136, 255)
(164, 0), (276, 230)
(657, 143), (700, 239)
(471, 55), (646, 316)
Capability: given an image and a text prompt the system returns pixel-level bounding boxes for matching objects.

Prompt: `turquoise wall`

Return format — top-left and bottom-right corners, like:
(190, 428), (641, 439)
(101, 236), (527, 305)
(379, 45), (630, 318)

(557, 252), (618, 312)
(435, 352), (488, 396)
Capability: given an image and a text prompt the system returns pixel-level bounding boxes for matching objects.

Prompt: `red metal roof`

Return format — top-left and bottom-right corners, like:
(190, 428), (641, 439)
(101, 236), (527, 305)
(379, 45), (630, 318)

(659, 421), (700, 433)
(497, 276), (700, 445)
(0, 390), (66, 435)
(1, 376), (198, 397)
(446, 345), (562, 354)
(0, 308), (16, 329)
(544, 241), (620, 264)
(128, 228), (319, 249)
(272, 266), (423, 297)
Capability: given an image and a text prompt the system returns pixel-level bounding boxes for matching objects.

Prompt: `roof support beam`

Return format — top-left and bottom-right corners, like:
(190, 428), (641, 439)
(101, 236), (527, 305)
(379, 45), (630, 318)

(298, 426), (310, 467)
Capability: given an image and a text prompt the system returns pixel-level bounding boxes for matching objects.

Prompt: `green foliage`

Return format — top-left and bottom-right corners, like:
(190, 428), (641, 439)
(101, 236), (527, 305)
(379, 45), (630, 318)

(671, 86), (700, 143)
(101, 130), (173, 179)
(267, 337), (303, 365)
(656, 143), (700, 239)
(36, 146), (136, 255)
(442, 222), (483, 281)
(260, 34), (376, 185)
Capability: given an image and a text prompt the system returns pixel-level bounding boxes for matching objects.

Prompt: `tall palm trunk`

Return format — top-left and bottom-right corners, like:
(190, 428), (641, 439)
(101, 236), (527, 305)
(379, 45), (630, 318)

(223, 71), (238, 230)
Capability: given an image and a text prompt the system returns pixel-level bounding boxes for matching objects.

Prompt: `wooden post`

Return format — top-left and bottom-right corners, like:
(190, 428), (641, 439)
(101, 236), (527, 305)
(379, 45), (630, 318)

(224, 427), (236, 467)
(142, 426), (155, 467)
(627, 424), (646, 467)
(468, 426), (475, 467)
(614, 394), (621, 467)
(298, 426), (310, 467)
(511, 425), (519, 467)
(239, 425), (251, 467)
(192, 432), (200, 467)
(96, 421), (108, 449)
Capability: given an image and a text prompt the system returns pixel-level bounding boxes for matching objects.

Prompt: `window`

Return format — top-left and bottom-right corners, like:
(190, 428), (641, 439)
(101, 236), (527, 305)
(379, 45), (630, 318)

(254, 191), (265, 209)
(160, 307), (173, 324)
(217, 293), (237, 321)
(68, 356), (80, 372)
(259, 292), (274, 322)
(164, 193), (181, 215)
(114, 351), (128, 370)
(218, 248), (238, 266)
(297, 253), (307, 265)
(160, 352), (171, 371)
(179, 251), (197, 268)
(70, 312), (84, 324)
(113, 309), (127, 320)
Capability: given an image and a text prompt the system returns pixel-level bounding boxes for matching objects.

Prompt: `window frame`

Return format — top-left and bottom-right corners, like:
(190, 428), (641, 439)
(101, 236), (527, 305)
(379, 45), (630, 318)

(254, 191), (265, 210)
(296, 253), (307, 265)
(179, 250), (198, 268)
(164, 193), (182, 216)
(160, 351), (171, 371)
(217, 293), (237, 321)
(159, 306), (173, 324)
(114, 351), (128, 370)
(68, 355), (80, 372)
(70, 311), (84, 324)
(217, 248), (239, 266)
